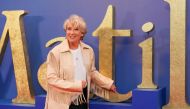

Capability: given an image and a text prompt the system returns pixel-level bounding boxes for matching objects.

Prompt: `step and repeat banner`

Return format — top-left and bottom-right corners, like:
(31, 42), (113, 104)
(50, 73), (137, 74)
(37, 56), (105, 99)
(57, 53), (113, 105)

(0, 0), (190, 109)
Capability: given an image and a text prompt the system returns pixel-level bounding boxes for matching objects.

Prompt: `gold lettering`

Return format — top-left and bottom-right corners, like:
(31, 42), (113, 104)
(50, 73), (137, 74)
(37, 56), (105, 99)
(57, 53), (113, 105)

(163, 0), (188, 108)
(45, 37), (65, 48)
(92, 5), (132, 102)
(138, 22), (157, 89)
(138, 37), (157, 89)
(37, 63), (47, 91)
(0, 10), (34, 104)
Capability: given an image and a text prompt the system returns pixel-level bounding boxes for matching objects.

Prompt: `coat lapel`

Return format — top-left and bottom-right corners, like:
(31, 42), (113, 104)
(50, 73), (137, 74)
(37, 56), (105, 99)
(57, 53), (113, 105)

(59, 39), (91, 80)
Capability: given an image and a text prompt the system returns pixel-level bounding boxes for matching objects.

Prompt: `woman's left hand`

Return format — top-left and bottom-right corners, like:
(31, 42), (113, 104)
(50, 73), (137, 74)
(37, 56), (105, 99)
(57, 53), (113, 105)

(110, 84), (117, 93)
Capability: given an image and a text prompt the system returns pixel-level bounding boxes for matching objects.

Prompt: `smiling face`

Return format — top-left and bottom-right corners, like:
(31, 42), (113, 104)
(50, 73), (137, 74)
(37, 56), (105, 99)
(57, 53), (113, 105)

(66, 23), (84, 45)
(64, 15), (87, 48)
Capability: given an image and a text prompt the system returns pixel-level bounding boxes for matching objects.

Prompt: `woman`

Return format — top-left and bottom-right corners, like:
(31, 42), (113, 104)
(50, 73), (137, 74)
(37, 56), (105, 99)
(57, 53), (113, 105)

(45, 15), (116, 109)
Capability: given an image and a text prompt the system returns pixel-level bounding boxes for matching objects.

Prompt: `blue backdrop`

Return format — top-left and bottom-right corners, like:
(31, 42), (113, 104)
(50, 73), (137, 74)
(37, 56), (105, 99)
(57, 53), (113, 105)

(0, 0), (189, 109)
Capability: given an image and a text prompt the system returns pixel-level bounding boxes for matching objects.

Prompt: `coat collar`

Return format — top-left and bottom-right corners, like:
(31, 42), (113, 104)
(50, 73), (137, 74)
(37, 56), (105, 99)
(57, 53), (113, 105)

(60, 38), (90, 53)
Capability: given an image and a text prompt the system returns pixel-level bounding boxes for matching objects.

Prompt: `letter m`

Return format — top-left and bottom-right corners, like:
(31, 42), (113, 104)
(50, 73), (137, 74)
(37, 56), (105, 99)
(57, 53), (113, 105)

(0, 10), (34, 104)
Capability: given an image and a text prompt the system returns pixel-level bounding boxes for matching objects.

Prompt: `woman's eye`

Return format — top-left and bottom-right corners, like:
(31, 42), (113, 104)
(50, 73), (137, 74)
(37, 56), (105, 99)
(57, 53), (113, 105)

(67, 28), (71, 31)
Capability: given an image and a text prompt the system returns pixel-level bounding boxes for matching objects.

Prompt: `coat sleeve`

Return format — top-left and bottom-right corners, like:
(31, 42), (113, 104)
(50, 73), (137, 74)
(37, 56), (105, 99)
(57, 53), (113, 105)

(46, 52), (82, 93)
(90, 49), (114, 90)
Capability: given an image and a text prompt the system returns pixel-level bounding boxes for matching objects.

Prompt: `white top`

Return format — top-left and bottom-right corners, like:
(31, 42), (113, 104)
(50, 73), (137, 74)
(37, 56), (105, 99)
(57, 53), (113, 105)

(70, 46), (86, 81)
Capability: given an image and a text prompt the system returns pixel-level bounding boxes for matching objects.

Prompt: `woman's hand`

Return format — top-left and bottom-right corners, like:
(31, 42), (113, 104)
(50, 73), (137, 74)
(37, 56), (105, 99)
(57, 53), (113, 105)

(110, 84), (117, 93)
(82, 80), (87, 88)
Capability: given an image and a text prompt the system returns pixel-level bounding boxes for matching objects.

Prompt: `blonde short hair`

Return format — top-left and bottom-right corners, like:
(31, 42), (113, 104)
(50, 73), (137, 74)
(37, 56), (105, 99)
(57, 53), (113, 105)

(63, 15), (87, 35)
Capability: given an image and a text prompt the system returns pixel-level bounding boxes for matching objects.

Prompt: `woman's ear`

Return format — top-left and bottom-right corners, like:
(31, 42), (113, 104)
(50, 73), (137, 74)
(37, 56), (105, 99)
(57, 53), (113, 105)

(80, 33), (84, 40)
(80, 36), (84, 40)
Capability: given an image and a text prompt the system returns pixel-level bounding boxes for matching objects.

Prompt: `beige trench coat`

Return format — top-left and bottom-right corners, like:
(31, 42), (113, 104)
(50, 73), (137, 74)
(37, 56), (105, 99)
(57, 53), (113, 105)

(44, 39), (113, 109)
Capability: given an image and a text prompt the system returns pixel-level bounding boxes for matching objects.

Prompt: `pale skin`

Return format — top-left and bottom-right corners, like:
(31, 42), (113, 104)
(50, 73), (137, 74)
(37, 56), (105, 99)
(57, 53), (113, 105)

(65, 23), (117, 93)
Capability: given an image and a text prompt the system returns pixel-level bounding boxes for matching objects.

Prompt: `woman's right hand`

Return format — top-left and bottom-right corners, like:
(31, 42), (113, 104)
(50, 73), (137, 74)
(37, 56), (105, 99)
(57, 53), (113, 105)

(82, 81), (87, 88)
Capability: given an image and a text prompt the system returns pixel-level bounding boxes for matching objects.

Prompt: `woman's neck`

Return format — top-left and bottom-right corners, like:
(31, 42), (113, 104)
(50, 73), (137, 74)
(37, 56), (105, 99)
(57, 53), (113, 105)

(68, 42), (79, 50)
